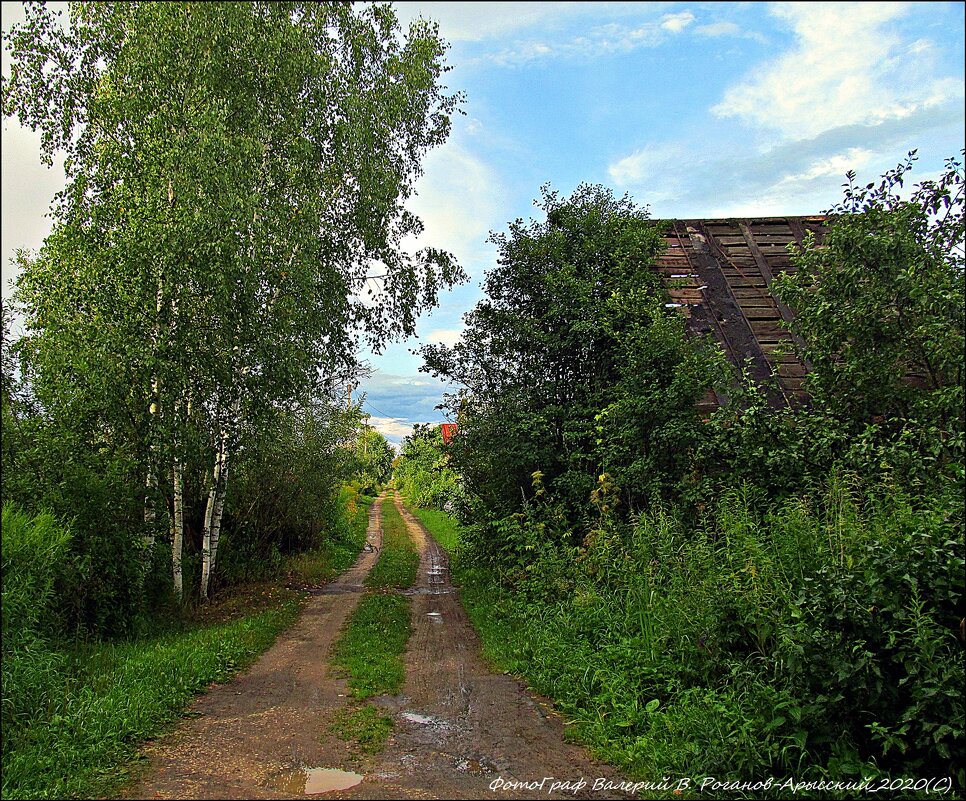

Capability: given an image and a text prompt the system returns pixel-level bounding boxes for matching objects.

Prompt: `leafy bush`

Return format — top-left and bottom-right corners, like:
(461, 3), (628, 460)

(450, 472), (964, 788)
(1, 504), (74, 744)
(420, 184), (715, 529)
(394, 423), (461, 511)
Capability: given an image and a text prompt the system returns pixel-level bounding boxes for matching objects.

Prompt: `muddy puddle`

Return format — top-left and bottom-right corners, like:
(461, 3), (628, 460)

(272, 767), (364, 795)
(400, 586), (453, 596)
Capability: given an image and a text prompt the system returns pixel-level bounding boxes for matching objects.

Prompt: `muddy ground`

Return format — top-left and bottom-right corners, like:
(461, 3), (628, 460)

(125, 494), (633, 800)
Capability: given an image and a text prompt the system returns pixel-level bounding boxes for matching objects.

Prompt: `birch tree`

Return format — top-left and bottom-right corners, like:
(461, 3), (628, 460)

(4, 1), (466, 600)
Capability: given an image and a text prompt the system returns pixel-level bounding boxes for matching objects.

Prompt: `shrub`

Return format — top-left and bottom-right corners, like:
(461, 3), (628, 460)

(1, 503), (73, 743)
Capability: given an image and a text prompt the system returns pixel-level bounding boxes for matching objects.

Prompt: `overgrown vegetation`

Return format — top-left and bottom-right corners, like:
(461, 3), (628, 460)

(1, 0), (461, 620)
(2, 4), (457, 794)
(1, 497), (373, 801)
(410, 157), (965, 794)
(394, 424), (462, 511)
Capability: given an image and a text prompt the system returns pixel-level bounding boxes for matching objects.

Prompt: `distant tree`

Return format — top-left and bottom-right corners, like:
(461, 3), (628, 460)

(394, 423), (459, 510)
(3, 1), (465, 600)
(354, 421), (395, 495)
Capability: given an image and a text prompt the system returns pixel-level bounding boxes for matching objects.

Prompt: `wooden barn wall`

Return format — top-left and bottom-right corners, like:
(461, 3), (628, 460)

(653, 216), (827, 410)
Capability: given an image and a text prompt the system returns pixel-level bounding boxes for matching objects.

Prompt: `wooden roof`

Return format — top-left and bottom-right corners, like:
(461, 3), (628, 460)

(652, 216), (828, 409)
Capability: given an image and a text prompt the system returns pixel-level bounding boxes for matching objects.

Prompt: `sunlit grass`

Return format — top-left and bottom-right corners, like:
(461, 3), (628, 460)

(365, 500), (419, 589)
(412, 507), (460, 554)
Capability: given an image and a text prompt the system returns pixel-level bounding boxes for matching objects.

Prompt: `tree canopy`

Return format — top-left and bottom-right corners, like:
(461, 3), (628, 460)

(2, 0), (465, 602)
(421, 184), (718, 525)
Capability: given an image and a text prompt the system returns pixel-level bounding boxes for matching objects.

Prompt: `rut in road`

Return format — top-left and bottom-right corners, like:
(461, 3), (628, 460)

(126, 492), (631, 799)
(339, 496), (627, 800)
(125, 497), (386, 800)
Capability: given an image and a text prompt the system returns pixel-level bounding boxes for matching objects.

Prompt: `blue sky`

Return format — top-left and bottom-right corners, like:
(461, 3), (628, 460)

(3, 2), (965, 446)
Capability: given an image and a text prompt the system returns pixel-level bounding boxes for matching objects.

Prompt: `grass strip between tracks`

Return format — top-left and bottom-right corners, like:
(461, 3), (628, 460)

(331, 493), (419, 709)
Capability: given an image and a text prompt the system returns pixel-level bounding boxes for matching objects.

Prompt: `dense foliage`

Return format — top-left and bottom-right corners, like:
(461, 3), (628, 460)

(421, 184), (720, 531)
(393, 423), (461, 510)
(352, 421), (396, 496)
(774, 151), (964, 488)
(1, 0), (461, 621)
(406, 159), (965, 791)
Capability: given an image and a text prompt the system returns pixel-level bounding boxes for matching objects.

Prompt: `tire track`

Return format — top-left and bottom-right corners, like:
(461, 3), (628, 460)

(125, 497), (386, 800)
(337, 496), (628, 800)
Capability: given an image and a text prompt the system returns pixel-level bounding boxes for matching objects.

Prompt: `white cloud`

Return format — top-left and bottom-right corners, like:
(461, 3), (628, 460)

(661, 11), (694, 33)
(393, 2), (578, 42)
(481, 22), (667, 66)
(423, 328), (463, 347)
(775, 147), (875, 184)
(695, 21), (741, 37)
(365, 415), (423, 444)
(608, 143), (683, 186)
(707, 147), (876, 216)
(606, 96), (964, 219)
(405, 135), (501, 273)
(391, 2), (675, 43)
(711, 2), (964, 140)
(471, 9), (714, 67)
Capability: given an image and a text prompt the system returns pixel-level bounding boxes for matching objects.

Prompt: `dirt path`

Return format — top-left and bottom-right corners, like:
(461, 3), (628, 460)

(125, 498), (385, 800)
(126, 493), (631, 800)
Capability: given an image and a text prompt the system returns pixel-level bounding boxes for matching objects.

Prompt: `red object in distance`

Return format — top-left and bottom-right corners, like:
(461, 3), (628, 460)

(440, 423), (457, 445)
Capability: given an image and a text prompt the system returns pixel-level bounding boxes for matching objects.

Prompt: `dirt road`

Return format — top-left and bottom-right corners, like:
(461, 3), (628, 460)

(126, 494), (630, 800)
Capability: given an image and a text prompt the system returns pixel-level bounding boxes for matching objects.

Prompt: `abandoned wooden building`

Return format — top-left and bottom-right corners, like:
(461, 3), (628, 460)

(653, 216), (828, 410)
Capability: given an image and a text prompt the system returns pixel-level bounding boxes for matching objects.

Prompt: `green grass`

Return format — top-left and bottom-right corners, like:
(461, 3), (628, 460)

(365, 500), (419, 589)
(1, 597), (302, 801)
(330, 704), (394, 755)
(412, 507), (460, 554)
(330, 593), (411, 700)
(283, 494), (374, 585)
(1, 491), (376, 801)
(330, 496), (418, 702)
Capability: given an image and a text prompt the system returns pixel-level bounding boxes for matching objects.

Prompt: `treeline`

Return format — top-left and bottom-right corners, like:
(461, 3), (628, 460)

(1, 0), (459, 632)
(1, 6), (459, 794)
(402, 156), (965, 790)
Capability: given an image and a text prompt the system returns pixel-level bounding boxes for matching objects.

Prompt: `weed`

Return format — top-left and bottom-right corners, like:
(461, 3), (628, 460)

(330, 704), (394, 755)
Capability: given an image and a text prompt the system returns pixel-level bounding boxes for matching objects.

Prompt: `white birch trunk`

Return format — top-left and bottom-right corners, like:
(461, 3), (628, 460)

(201, 390), (240, 601)
(208, 447), (230, 597)
(143, 267), (165, 553)
(201, 437), (229, 600)
(171, 457), (184, 601)
(143, 461), (157, 549)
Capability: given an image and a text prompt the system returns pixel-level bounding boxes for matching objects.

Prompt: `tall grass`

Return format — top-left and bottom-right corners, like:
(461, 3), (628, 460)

(421, 478), (965, 796)
(1, 493), (374, 800)
(412, 507), (460, 554)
